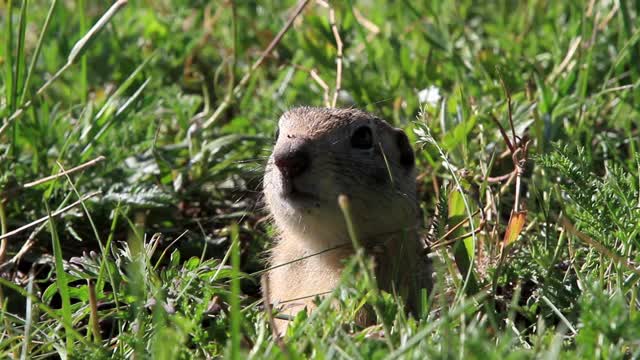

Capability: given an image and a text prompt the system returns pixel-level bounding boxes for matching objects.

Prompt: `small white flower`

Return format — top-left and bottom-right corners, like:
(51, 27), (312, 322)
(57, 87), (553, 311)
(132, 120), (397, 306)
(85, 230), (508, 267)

(418, 85), (441, 106)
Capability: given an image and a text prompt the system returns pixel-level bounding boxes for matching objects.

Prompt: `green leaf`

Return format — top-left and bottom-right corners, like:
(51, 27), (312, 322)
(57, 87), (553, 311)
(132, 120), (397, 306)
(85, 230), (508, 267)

(447, 189), (479, 295)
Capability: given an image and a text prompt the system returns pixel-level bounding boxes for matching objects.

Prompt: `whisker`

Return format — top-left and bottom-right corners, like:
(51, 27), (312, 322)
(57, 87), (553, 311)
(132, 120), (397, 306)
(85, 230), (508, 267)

(233, 157), (269, 165)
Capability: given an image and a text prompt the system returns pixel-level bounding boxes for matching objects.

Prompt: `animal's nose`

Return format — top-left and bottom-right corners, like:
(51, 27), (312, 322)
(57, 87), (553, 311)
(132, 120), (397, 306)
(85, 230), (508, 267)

(274, 147), (310, 179)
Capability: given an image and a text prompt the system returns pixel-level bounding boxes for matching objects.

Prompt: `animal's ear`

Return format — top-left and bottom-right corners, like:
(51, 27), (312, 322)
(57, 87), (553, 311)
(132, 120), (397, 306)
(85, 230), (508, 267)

(395, 129), (415, 169)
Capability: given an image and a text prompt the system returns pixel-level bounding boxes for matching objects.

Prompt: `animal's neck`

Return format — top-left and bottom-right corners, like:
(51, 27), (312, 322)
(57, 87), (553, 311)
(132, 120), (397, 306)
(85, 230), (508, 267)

(302, 227), (419, 258)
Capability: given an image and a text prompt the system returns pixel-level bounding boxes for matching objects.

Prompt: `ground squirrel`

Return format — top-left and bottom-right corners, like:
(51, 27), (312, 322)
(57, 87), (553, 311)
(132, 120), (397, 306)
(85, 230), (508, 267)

(262, 107), (432, 332)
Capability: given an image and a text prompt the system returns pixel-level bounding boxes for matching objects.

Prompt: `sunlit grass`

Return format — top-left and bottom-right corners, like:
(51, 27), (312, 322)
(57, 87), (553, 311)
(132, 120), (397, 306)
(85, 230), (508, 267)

(1, 0), (639, 358)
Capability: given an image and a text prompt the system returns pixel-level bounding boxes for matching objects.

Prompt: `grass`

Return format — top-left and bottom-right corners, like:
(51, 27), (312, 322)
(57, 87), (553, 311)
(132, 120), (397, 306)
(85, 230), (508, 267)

(1, 0), (640, 358)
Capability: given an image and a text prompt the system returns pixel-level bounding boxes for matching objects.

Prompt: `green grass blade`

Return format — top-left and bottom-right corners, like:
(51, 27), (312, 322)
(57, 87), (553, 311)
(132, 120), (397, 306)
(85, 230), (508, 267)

(14, 0), (28, 103)
(448, 190), (480, 296)
(3, 1), (640, 357)
(4, 0), (15, 113)
(1, 0), (129, 135)
(78, 0), (88, 102)
(67, 0), (129, 65)
(19, 0), (58, 105)
(56, 160), (103, 251)
(229, 224), (242, 360)
(619, 0), (640, 91)
(97, 202), (121, 297)
(387, 292), (487, 359)
(19, 271), (34, 360)
(0, 276), (92, 347)
(44, 200), (74, 354)
(80, 54), (155, 157)
(338, 194), (395, 351)
(56, 160), (125, 337)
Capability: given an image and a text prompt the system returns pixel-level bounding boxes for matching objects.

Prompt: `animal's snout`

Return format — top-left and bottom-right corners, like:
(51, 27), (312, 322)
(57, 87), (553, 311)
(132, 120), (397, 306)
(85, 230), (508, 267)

(274, 144), (310, 179)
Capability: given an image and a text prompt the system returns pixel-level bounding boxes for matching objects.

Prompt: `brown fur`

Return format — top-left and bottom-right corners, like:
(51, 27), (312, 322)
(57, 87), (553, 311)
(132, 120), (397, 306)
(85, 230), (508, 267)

(262, 107), (432, 333)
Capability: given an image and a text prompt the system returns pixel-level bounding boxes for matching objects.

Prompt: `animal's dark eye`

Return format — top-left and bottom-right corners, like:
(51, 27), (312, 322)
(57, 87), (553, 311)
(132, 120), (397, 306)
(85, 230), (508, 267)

(351, 126), (373, 149)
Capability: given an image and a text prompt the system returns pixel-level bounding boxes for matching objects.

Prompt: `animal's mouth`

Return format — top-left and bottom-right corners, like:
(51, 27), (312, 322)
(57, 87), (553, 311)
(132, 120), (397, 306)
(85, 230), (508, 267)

(286, 188), (318, 203)
(280, 178), (319, 203)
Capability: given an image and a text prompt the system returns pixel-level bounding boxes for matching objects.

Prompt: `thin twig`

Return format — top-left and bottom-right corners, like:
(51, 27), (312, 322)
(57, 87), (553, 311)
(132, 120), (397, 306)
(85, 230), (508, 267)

(541, 295), (577, 335)
(488, 113), (514, 153)
(597, 1), (619, 30)
(351, 7), (380, 54)
(0, 191), (102, 270)
(498, 75), (517, 145)
(352, 8), (380, 34)
(548, 36), (582, 82)
(23, 156), (106, 188)
(497, 170), (517, 196)
(489, 78), (530, 214)
(0, 191), (101, 241)
(87, 280), (102, 342)
(278, 290), (333, 304)
(203, 0), (311, 128)
(249, 242), (350, 278)
(310, 68), (331, 107)
(320, 0), (343, 107)
(248, 224), (420, 279)
(153, 230), (189, 271)
(431, 224), (485, 251)
(0, 222), (44, 271)
(513, 141), (530, 212)
(430, 209), (481, 249)
(485, 170), (515, 184)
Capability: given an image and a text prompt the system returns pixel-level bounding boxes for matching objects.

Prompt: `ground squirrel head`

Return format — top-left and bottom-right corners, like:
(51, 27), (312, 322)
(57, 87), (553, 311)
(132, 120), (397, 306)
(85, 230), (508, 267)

(264, 107), (419, 250)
